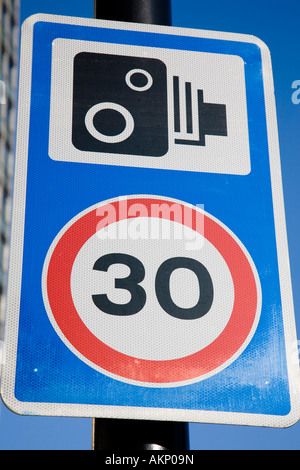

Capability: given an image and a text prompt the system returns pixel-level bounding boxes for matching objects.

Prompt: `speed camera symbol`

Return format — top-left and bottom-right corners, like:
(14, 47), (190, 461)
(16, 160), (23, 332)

(72, 52), (227, 157)
(72, 53), (169, 157)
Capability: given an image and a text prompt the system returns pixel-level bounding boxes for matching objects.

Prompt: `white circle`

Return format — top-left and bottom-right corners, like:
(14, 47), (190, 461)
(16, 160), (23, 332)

(84, 102), (135, 144)
(125, 68), (153, 92)
(71, 217), (234, 361)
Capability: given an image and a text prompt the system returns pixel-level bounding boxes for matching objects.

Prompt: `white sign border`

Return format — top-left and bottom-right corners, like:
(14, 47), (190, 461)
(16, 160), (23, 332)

(1, 13), (299, 428)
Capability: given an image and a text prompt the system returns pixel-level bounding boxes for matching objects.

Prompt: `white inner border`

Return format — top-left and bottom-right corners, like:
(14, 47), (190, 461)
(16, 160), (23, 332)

(49, 37), (250, 175)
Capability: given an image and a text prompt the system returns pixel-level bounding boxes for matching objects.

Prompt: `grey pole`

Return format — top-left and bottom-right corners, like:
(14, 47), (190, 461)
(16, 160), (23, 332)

(92, 0), (189, 451)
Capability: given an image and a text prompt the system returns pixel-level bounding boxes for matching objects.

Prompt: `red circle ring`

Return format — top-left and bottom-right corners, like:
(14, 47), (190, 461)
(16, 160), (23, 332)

(43, 196), (261, 386)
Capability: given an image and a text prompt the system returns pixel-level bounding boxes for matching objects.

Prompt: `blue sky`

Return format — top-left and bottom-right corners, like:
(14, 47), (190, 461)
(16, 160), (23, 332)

(0, 0), (300, 450)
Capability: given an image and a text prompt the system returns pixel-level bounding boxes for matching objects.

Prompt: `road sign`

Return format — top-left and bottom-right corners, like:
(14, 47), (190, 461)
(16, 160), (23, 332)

(1, 14), (299, 427)
(42, 195), (261, 386)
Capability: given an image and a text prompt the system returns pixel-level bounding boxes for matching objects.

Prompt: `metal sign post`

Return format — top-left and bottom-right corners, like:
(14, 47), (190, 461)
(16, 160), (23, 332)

(94, 0), (171, 25)
(92, 0), (189, 451)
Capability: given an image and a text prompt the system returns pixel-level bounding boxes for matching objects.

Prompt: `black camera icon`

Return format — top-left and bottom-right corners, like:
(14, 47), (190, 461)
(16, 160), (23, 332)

(72, 53), (227, 157)
(72, 53), (168, 156)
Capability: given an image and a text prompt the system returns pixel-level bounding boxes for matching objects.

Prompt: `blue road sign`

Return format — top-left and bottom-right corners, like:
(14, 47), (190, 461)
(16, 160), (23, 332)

(1, 14), (299, 427)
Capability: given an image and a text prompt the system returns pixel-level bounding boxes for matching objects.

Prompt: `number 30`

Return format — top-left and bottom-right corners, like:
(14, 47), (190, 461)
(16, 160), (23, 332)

(92, 253), (214, 320)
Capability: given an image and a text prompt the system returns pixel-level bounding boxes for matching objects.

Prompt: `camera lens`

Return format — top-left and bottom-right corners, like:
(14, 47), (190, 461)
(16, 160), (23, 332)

(125, 68), (153, 92)
(93, 108), (126, 137)
(85, 102), (135, 144)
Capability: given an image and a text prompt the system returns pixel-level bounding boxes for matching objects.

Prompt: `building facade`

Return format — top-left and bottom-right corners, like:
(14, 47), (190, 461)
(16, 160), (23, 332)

(0, 0), (19, 335)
